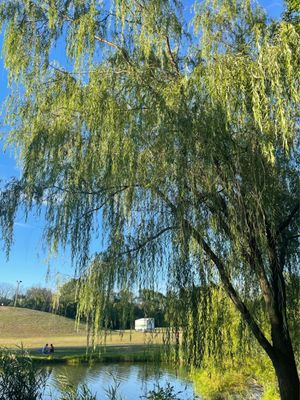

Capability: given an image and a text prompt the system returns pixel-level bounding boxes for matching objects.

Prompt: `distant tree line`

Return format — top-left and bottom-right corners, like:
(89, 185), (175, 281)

(0, 281), (167, 329)
(0, 283), (53, 312)
(0, 283), (15, 306)
(54, 280), (168, 329)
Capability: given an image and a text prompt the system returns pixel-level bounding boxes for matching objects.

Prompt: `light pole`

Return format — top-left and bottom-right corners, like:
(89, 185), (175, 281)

(14, 280), (22, 307)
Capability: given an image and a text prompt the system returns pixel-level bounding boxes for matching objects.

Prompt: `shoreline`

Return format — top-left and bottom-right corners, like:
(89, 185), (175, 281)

(28, 344), (164, 364)
(4, 343), (268, 398)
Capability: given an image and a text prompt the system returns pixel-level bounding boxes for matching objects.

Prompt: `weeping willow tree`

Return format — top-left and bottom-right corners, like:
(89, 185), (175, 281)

(285, 0), (300, 32)
(0, 0), (299, 398)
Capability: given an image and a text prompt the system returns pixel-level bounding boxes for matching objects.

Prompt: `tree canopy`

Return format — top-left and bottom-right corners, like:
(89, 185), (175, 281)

(0, 1), (299, 398)
(285, 0), (300, 31)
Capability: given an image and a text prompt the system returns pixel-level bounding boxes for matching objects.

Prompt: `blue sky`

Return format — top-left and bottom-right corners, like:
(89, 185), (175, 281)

(0, 0), (284, 291)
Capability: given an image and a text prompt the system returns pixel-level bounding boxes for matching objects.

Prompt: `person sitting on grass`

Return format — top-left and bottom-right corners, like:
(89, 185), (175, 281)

(49, 344), (54, 353)
(42, 343), (49, 354)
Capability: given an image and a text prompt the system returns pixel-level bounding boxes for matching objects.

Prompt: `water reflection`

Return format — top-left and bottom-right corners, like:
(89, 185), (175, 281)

(44, 362), (196, 400)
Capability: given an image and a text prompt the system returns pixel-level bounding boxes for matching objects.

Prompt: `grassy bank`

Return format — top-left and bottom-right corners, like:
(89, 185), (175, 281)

(0, 307), (164, 365)
(0, 306), (85, 337)
(0, 332), (163, 350)
(0, 306), (163, 349)
(28, 344), (163, 364)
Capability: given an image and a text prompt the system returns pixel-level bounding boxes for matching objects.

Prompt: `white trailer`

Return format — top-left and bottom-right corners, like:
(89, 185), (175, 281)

(135, 318), (155, 332)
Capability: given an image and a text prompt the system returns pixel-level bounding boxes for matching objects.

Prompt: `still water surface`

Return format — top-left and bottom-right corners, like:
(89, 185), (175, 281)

(44, 362), (197, 399)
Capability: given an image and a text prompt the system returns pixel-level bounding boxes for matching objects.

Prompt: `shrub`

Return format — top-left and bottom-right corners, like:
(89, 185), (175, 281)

(0, 347), (49, 400)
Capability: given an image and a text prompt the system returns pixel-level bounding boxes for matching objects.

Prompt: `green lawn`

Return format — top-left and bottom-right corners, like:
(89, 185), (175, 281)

(0, 306), (85, 337)
(0, 307), (164, 362)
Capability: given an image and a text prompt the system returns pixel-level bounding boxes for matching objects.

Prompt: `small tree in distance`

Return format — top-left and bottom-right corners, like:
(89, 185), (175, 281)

(0, 283), (15, 306)
(22, 287), (53, 312)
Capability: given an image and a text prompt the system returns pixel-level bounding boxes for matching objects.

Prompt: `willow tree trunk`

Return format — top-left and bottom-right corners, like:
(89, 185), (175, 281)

(270, 326), (299, 400)
(267, 239), (300, 400)
(189, 223), (300, 400)
(272, 358), (299, 400)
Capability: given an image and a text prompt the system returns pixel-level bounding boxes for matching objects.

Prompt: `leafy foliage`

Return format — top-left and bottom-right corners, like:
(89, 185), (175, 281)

(285, 0), (300, 32)
(22, 287), (53, 312)
(143, 383), (197, 400)
(0, 0), (299, 396)
(54, 279), (78, 319)
(0, 282), (14, 306)
(0, 347), (49, 400)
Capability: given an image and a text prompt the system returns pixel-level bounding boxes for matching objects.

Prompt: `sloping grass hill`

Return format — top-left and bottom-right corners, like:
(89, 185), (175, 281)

(0, 307), (85, 338)
(0, 307), (163, 350)
(0, 306), (89, 348)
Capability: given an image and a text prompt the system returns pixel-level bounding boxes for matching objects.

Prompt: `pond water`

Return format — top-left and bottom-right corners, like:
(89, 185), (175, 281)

(43, 362), (198, 400)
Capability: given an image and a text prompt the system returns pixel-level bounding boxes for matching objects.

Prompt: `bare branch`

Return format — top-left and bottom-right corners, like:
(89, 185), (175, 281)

(276, 201), (300, 237)
(165, 36), (180, 76)
(94, 34), (120, 51)
(120, 226), (176, 255)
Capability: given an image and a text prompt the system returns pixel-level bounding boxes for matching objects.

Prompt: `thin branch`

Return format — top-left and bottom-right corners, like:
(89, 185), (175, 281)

(165, 36), (180, 76)
(62, 12), (132, 65)
(67, 187), (130, 226)
(287, 234), (300, 241)
(120, 226), (176, 256)
(48, 184), (138, 196)
(94, 35), (132, 66)
(276, 201), (300, 237)
(245, 215), (273, 298)
(94, 34), (120, 51)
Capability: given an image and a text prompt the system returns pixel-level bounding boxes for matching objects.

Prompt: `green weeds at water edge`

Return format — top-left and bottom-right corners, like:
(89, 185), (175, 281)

(191, 354), (280, 400)
(0, 347), (49, 400)
(57, 379), (97, 400)
(142, 383), (199, 400)
(0, 347), (196, 400)
(57, 381), (198, 400)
